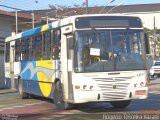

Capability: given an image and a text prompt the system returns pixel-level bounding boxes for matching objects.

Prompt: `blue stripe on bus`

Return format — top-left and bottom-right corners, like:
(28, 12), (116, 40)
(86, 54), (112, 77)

(20, 79), (53, 98)
(22, 26), (42, 38)
(21, 61), (37, 80)
(20, 61), (54, 98)
(48, 23), (53, 29)
(21, 79), (42, 96)
(22, 23), (53, 38)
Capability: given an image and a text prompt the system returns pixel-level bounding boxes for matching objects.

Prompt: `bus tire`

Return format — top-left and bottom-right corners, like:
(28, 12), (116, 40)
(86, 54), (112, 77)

(110, 100), (131, 109)
(53, 81), (73, 110)
(18, 78), (29, 99)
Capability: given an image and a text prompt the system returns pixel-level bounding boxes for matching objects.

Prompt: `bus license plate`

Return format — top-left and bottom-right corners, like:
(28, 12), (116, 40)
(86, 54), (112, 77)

(135, 90), (146, 95)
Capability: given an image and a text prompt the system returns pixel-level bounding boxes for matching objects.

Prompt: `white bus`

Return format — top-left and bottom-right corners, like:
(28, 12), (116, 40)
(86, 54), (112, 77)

(5, 14), (149, 110)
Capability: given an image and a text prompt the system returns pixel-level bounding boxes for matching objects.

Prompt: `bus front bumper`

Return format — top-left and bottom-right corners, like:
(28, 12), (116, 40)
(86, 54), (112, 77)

(72, 87), (148, 103)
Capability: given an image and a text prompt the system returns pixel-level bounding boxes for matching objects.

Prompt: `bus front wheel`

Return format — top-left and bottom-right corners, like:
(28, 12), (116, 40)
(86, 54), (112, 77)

(53, 81), (73, 110)
(110, 100), (131, 108)
(18, 78), (29, 99)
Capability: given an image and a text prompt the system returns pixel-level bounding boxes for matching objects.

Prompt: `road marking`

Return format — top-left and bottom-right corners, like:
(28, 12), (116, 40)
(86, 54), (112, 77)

(0, 100), (43, 109)
(0, 101), (45, 112)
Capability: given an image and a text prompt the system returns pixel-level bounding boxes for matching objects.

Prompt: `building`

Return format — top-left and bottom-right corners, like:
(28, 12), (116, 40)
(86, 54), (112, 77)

(0, 10), (45, 88)
(0, 10), (14, 88)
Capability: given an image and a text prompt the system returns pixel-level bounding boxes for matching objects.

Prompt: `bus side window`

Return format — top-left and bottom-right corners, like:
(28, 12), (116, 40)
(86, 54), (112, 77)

(33, 34), (42, 60)
(15, 39), (21, 62)
(43, 30), (51, 60)
(29, 37), (33, 61)
(5, 42), (10, 62)
(52, 29), (61, 60)
(26, 38), (29, 60)
(21, 38), (26, 61)
(21, 38), (29, 61)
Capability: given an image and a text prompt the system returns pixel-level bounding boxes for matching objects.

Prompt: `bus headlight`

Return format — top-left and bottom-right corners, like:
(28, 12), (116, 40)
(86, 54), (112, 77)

(134, 83), (137, 87)
(140, 82), (144, 86)
(90, 85), (93, 90)
(83, 85), (87, 89)
(75, 85), (80, 89)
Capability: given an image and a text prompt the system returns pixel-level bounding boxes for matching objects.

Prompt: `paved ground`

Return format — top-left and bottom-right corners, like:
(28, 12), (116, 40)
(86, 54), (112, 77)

(0, 89), (17, 94)
(0, 78), (159, 120)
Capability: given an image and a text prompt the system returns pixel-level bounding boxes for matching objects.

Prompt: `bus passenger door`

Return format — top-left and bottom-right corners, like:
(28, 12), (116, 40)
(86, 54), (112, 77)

(61, 25), (74, 101)
(10, 43), (15, 89)
(66, 35), (74, 101)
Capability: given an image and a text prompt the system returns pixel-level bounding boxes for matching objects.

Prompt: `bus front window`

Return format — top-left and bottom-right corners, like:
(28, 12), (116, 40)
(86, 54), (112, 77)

(74, 30), (146, 73)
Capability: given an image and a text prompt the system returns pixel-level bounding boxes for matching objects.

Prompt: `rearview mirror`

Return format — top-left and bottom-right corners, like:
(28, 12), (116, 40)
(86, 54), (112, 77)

(144, 33), (150, 54)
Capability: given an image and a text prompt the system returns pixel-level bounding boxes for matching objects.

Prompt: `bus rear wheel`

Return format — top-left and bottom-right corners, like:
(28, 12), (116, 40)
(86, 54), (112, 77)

(53, 81), (73, 110)
(18, 78), (29, 99)
(110, 100), (131, 108)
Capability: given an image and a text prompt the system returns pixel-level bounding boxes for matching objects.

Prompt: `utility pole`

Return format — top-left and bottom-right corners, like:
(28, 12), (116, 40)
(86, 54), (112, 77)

(15, 10), (18, 34)
(46, 8), (63, 24)
(153, 16), (156, 59)
(31, 11), (35, 28)
(46, 13), (49, 24)
(86, 0), (88, 14)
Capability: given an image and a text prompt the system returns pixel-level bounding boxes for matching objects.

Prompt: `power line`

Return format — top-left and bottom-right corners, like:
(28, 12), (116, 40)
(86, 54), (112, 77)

(0, 0), (102, 11)
(0, 0), (45, 11)
(0, 4), (22, 11)
(0, 4), (47, 20)
(99, 0), (116, 14)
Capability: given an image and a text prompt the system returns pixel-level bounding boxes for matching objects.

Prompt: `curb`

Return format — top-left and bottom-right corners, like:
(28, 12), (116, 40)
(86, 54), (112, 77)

(0, 89), (17, 95)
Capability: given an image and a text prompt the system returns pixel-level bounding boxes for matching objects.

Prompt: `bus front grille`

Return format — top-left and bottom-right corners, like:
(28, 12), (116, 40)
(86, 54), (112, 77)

(97, 83), (130, 90)
(93, 77), (131, 100)
(101, 91), (128, 100)
(94, 77), (131, 91)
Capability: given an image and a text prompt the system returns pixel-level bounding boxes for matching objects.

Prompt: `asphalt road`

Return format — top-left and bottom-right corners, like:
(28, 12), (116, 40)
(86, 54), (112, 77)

(0, 78), (160, 120)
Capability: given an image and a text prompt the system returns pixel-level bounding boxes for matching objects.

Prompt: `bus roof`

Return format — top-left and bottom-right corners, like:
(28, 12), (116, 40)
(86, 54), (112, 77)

(5, 14), (141, 42)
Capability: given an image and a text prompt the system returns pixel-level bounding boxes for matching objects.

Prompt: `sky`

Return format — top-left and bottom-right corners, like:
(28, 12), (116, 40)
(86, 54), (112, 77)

(0, 0), (160, 11)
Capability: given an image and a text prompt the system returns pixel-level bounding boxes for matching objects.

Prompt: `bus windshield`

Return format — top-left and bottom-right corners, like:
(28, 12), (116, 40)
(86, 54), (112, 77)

(74, 30), (146, 72)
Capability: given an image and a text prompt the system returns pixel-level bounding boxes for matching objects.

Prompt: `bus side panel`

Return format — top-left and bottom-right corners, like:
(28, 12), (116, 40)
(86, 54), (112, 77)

(29, 80), (54, 98)
(36, 60), (55, 98)
(29, 80), (43, 96)
(21, 61), (37, 94)
(20, 60), (55, 98)
(22, 79), (29, 93)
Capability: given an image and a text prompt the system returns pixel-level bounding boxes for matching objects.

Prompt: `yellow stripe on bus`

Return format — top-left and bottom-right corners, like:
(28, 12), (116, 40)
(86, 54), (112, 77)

(41, 24), (50, 32)
(36, 60), (54, 97)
